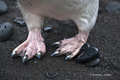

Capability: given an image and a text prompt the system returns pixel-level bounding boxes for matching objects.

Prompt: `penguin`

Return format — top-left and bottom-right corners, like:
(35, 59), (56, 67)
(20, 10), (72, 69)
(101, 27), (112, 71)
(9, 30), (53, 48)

(11, 0), (99, 63)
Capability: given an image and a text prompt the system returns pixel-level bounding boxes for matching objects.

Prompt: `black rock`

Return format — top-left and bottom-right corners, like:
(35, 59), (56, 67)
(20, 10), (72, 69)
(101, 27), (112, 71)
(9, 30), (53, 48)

(86, 58), (100, 67)
(77, 43), (90, 56)
(106, 1), (120, 14)
(77, 46), (99, 62)
(0, 1), (8, 15)
(0, 22), (13, 41)
(81, 43), (90, 50)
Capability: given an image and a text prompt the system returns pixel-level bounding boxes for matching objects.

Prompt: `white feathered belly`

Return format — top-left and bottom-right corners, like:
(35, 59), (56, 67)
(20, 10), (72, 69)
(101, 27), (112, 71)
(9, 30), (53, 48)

(18, 0), (99, 31)
(18, 0), (98, 19)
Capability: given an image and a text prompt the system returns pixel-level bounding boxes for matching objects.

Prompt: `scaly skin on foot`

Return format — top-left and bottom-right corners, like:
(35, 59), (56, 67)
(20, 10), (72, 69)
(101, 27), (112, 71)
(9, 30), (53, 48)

(11, 29), (46, 63)
(51, 32), (89, 60)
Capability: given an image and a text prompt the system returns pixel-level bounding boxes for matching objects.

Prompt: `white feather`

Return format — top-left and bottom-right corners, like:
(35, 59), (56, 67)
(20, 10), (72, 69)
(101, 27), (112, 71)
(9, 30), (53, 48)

(17, 0), (99, 32)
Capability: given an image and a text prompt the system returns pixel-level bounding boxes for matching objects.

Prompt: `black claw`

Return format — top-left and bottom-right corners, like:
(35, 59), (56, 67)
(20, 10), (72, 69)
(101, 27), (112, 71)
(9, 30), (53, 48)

(11, 53), (15, 58)
(11, 51), (16, 58)
(51, 50), (60, 57)
(51, 42), (60, 46)
(36, 52), (41, 59)
(22, 55), (28, 63)
(65, 55), (70, 60)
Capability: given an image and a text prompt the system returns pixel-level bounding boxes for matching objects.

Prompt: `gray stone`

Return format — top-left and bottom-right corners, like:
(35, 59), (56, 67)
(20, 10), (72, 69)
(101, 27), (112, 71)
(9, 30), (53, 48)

(0, 1), (8, 15)
(106, 1), (120, 14)
(0, 22), (13, 41)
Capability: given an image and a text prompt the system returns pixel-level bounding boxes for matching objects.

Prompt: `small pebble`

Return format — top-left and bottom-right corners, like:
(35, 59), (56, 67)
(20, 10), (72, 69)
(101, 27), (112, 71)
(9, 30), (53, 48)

(0, 1), (8, 15)
(106, 1), (120, 14)
(0, 22), (13, 41)
(46, 72), (58, 79)
(14, 17), (26, 26)
(43, 26), (52, 32)
(86, 58), (100, 67)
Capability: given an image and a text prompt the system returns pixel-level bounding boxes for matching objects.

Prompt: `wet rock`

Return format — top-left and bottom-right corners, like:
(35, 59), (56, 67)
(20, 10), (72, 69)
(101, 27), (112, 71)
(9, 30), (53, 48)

(0, 1), (8, 15)
(78, 43), (90, 56)
(81, 43), (90, 50)
(46, 72), (58, 79)
(43, 26), (52, 32)
(77, 46), (99, 62)
(86, 58), (100, 67)
(106, 1), (120, 14)
(0, 22), (13, 41)
(14, 17), (26, 26)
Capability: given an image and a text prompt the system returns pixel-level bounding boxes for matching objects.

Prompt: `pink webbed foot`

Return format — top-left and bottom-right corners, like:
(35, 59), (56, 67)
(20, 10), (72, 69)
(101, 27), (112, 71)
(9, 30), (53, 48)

(51, 32), (89, 60)
(11, 29), (46, 63)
